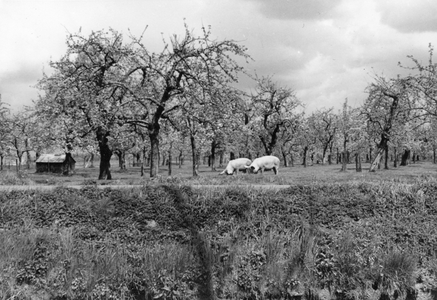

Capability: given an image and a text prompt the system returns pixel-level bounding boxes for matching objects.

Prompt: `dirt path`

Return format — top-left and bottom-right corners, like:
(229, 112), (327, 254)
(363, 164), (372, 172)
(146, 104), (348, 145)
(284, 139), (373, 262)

(0, 184), (292, 191)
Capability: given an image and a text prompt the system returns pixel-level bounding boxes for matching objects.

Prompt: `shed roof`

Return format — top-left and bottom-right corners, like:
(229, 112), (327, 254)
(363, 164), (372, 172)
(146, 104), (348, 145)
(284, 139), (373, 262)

(36, 154), (74, 163)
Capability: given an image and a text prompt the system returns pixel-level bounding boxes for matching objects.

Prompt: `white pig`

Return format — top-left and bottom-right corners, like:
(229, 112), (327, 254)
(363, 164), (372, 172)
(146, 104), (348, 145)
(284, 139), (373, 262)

(219, 158), (252, 175)
(246, 156), (280, 174)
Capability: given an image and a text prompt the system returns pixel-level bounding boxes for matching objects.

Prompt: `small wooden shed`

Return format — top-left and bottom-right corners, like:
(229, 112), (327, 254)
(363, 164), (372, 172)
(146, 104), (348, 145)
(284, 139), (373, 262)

(36, 153), (76, 175)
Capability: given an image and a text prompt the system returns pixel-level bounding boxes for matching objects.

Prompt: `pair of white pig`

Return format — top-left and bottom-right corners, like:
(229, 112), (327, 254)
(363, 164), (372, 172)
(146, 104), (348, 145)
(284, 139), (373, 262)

(219, 156), (280, 175)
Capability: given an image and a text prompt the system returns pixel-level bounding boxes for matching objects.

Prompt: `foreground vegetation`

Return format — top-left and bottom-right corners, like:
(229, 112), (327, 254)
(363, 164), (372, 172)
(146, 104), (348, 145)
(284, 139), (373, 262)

(1, 174), (437, 299)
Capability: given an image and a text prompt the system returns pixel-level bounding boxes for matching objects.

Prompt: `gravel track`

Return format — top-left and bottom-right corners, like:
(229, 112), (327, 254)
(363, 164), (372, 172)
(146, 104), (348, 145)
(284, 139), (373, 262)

(0, 184), (292, 191)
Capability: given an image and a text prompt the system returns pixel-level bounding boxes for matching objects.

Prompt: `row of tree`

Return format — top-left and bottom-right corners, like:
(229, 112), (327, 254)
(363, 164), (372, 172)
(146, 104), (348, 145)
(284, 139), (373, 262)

(1, 25), (437, 178)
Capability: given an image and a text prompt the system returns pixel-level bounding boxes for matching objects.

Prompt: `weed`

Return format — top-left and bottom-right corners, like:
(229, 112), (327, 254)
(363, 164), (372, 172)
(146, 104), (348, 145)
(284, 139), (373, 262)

(0, 171), (34, 185)
(372, 250), (417, 296)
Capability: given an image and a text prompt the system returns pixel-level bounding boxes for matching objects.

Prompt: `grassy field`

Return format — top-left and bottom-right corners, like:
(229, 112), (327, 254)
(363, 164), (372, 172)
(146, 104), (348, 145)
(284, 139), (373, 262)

(1, 158), (436, 186)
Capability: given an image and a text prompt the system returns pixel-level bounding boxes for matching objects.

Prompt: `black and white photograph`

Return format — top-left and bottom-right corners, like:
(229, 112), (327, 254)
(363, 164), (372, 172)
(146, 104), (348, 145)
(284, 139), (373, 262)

(1, 0), (437, 299)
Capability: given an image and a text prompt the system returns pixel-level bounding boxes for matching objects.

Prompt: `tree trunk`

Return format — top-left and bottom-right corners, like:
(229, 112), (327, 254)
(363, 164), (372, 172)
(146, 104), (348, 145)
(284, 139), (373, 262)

(64, 152), (75, 175)
(281, 147), (288, 167)
(136, 152), (141, 166)
(149, 130), (160, 177)
(369, 134), (390, 172)
(355, 153), (362, 172)
(328, 142), (333, 165)
(370, 91), (402, 172)
(168, 142), (173, 176)
(0, 155), (3, 171)
(118, 151), (126, 170)
(384, 146), (389, 169)
(400, 149), (410, 166)
(394, 147), (398, 168)
(341, 152), (347, 171)
(26, 150), (31, 169)
(97, 127), (112, 180)
(210, 140), (217, 171)
(219, 152), (224, 167)
(369, 148), (384, 172)
(336, 148), (339, 164)
(341, 137), (347, 172)
(179, 150), (183, 168)
(230, 152), (235, 161)
(190, 135), (199, 177)
(264, 146), (272, 155)
(302, 146), (308, 168)
(322, 144), (328, 165)
(23, 139), (30, 169)
(260, 122), (281, 155)
(368, 146), (373, 163)
(15, 149), (23, 171)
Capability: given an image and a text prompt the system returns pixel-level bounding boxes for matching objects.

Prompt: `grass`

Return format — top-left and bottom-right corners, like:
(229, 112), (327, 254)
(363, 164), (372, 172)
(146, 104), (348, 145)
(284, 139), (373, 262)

(1, 158), (436, 186)
(0, 226), (198, 299)
(0, 171), (35, 185)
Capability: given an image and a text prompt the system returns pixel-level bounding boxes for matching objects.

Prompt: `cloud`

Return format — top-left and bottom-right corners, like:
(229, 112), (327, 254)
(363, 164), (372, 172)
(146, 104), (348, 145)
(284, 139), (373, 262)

(244, 0), (344, 20)
(0, 63), (42, 83)
(376, 0), (437, 33)
(295, 58), (370, 111)
(1, 0), (436, 114)
(206, 0), (396, 111)
(0, 63), (42, 109)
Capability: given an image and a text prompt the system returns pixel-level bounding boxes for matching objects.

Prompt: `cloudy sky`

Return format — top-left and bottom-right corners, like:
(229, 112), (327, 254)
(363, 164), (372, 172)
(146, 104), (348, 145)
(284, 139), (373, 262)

(1, 0), (437, 113)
